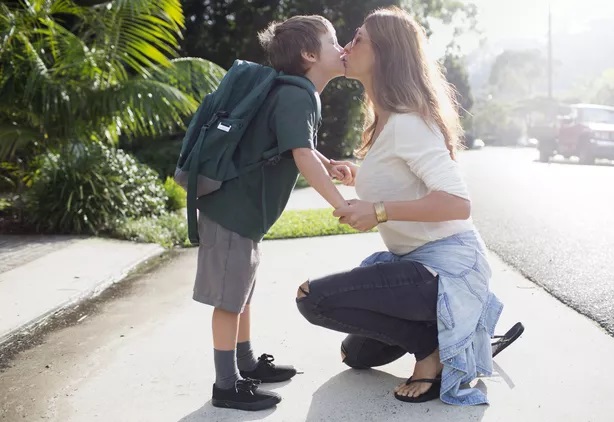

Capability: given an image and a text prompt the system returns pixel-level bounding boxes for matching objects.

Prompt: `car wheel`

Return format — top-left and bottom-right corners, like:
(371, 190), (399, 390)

(538, 148), (551, 163)
(578, 146), (595, 165)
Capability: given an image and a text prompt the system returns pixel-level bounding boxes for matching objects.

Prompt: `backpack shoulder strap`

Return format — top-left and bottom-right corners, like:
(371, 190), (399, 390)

(275, 75), (321, 124)
(232, 75), (322, 179)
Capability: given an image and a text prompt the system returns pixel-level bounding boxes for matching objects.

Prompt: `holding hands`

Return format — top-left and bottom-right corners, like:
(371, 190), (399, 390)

(327, 162), (353, 185)
(328, 159), (359, 186)
(334, 199), (379, 232)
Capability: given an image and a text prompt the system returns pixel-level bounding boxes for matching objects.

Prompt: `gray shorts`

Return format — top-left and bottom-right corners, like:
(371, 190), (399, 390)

(193, 213), (260, 313)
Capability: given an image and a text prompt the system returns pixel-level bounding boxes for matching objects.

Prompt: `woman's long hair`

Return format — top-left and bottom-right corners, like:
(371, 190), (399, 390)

(355, 7), (462, 160)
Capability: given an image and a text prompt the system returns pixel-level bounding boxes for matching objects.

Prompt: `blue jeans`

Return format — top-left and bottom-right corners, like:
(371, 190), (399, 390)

(296, 260), (439, 362)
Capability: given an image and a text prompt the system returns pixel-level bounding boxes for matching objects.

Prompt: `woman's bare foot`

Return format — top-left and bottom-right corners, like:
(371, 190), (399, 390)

(394, 348), (443, 399)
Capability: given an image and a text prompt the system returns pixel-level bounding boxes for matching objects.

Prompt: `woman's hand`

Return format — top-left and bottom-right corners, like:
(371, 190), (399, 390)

(329, 159), (359, 186)
(333, 199), (379, 232)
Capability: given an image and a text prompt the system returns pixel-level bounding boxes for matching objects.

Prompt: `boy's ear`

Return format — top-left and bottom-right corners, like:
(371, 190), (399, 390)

(301, 50), (318, 64)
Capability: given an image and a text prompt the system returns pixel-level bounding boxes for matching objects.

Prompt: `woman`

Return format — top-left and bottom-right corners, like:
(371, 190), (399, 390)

(296, 7), (521, 405)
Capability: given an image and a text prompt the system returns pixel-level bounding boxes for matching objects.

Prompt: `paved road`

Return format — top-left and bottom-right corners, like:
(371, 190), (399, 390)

(459, 147), (614, 334)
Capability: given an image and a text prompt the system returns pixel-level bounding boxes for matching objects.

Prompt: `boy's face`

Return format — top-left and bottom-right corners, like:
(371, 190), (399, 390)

(310, 27), (345, 79)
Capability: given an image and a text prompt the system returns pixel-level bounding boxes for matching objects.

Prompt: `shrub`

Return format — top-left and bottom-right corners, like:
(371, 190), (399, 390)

(126, 138), (183, 179)
(164, 176), (187, 211)
(24, 143), (167, 234)
(111, 212), (188, 248)
(0, 196), (11, 213)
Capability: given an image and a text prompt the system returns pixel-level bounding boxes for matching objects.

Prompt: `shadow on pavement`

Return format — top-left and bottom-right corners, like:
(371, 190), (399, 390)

(305, 369), (488, 422)
(493, 361), (516, 389)
(177, 400), (277, 422)
(533, 158), (614, 167)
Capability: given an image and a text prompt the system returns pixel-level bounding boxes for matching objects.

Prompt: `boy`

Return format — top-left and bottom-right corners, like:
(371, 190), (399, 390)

(196, 16), (350, 411)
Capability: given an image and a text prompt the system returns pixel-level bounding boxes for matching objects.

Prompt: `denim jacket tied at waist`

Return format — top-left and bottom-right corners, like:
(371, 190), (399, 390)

(360, 230), (504, 405)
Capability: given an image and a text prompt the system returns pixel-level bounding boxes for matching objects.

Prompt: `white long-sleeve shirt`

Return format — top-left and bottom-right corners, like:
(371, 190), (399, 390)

(354, 112), (475, 255)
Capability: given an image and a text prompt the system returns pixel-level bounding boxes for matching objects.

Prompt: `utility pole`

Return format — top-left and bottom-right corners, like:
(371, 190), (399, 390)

(547, 2), (553, 99)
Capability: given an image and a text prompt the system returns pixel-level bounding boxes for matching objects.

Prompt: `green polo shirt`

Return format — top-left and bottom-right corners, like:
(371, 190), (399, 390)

(197, 80), (319, 241)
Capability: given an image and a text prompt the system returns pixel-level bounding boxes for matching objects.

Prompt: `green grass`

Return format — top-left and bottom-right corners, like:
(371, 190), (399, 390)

(264, 208), (376, 240)
(109, 208), (374, 247)
(294, 174), (310, 189)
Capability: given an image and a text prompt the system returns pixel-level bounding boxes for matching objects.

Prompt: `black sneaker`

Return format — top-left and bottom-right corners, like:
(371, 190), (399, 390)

(239, 354), (297, 383)
(211, 378), (281, 411)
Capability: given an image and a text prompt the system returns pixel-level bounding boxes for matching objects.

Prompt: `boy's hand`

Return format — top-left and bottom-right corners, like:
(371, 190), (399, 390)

(293, 148), (347, 209)
(328, 164), (353, 185)
(330, 160), (359, 186)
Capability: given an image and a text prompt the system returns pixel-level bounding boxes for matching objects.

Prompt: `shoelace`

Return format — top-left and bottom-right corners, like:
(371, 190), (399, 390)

(235, 378), (261, 394)
(257, 353), (275, 368)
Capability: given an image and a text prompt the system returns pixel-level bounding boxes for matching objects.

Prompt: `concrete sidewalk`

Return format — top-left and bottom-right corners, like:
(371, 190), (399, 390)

(1, 233), (611, 421)
(285, 185), (358, 211)
(0, 236), (164, 348)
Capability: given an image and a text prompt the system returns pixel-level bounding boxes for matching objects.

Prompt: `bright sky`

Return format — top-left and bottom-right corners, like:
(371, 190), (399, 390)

(427, 0), (614, 56)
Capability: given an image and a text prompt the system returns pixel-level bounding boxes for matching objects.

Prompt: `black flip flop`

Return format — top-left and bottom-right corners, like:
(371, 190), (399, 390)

(394, 377), (441, 403)
(492, 322), (525, 358)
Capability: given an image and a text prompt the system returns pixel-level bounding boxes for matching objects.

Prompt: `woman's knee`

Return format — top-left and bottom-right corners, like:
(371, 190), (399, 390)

(296, 280), (310, 299)
(296, 280), (320, 323)
(340, 343), (370, 369)
(340, 336), (371, 369)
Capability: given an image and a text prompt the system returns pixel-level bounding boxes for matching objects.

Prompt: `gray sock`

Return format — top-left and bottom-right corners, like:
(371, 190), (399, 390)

(236, 341), (258, 371)
(214, 349), (241, 390)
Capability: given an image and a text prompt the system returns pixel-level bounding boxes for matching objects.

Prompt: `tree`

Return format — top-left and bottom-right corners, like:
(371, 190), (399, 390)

(0, 0), (226, 161)
(442, 54), (473, 122)
(589, 69), (614, 106)
(488, 49), (547, 102)
(471, 99), (523, 146)
(403, 0), (478, 39)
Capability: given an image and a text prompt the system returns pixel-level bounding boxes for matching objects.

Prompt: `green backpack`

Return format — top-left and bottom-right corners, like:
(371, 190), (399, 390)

(174, 59), (321, 244)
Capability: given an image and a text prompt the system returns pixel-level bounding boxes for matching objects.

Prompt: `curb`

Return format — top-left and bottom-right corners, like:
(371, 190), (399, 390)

(0, 246), (166, 352)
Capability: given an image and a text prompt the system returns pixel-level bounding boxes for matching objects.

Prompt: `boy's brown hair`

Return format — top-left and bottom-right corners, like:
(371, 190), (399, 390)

(258, 15), (332, 75)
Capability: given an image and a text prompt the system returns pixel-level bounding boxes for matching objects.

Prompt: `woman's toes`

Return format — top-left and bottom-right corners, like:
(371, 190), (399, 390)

(396, 385), (412, 397)
(398, 382), (430, 398)
(395, 378), (437, 398)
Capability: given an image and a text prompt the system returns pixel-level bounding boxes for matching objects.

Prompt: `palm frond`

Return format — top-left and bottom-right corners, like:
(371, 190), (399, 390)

(94, 78), (199, 138)
(50, 0), (86, 16)
(0, 124), (41, 161)
(111, 0), (184, 30)
(152, 57), (226, 99)
(94, 0), (184, 77)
